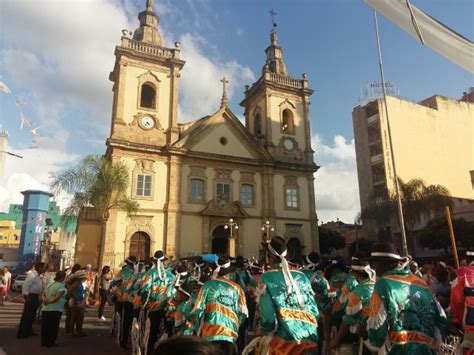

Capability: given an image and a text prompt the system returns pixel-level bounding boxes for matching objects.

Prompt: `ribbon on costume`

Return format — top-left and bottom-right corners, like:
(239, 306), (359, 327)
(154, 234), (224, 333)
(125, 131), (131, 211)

(174, 270), (189, 287)
(212, 260), (231, 279)
(267, 243), (304, 308)
(351, 264), (376, 281)
(193, 262), (204, 280)
(303, 255), (319, 271)
(152, 255), (166, 280)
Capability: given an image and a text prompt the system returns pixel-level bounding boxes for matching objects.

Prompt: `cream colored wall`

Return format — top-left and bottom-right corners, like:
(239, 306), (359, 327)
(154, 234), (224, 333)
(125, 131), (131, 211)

(75, 221), (100, 267)
(273, 174), (310, 219)
(240, 218), (263, 259)
(380, 96), (473, 198)
(121, 65), (171, 130)
(268, 94), (306, 147)
(180, 164), (263, 214)
(118, 155), (169, 209)
(111, 209), (166, 268)
(191, 122), (255, 159)
(179, 215), (203, 256)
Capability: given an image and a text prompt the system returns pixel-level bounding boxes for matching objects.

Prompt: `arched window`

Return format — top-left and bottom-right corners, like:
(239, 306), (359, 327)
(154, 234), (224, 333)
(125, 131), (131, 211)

(140, 83), (156, 109)
(282, 109), (294, 134)
(254, 113), (262, 136)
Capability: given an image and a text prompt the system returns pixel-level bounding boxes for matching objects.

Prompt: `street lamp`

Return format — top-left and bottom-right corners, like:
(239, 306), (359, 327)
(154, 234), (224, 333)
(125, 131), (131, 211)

(224, 218), (239, 257)
(261, 220), (275, 243)
(260, 220), (275, 264)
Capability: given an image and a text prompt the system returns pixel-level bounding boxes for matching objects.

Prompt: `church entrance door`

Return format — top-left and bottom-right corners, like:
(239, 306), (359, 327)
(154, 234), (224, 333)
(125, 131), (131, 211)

(287, 237), (303, 264)
(129, 231), (151, 261)
(211, 225), (228, 256)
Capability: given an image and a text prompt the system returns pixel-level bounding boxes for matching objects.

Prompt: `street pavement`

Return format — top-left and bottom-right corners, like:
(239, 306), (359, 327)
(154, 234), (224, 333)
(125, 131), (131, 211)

(0, 297), (128, 355)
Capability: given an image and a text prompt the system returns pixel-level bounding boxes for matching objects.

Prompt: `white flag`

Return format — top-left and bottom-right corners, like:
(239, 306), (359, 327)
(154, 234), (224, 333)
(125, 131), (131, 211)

(364, 0), (474, 73)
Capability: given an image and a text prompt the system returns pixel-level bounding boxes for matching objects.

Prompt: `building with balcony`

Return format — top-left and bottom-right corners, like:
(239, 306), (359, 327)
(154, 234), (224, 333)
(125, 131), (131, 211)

(353, 91), (474, 248)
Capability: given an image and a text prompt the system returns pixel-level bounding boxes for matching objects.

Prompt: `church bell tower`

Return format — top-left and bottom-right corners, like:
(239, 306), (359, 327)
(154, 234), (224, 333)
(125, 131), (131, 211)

(108, 0), (185, 147)
(240, 25), (314, 165)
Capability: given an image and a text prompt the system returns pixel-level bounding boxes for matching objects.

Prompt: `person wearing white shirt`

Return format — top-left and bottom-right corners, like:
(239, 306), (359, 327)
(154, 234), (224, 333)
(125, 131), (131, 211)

(42, 263), (55, 289)
(2, 266), (12, 291)
(17, 262), (46, 338)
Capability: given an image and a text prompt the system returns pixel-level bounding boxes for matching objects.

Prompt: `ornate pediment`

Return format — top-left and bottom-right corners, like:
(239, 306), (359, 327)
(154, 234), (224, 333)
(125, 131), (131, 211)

(201, 200), (249, 218)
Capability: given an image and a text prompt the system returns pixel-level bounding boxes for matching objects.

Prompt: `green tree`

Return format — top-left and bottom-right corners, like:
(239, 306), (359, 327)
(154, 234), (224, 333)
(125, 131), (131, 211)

(318, 226), (346, 255)
(361, 178), (453, 254)
(418, 217), (474, 253)
(50, 155), (138, 268)
(349, 238), (375, 258)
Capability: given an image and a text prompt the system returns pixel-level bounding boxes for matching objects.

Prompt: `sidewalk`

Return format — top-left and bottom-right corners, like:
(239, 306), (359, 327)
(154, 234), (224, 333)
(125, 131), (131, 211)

(0, 301), (128, 354)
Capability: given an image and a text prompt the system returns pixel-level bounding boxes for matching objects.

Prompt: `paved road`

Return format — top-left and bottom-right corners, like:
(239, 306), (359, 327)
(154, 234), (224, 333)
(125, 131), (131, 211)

(0, 298), (129, 355)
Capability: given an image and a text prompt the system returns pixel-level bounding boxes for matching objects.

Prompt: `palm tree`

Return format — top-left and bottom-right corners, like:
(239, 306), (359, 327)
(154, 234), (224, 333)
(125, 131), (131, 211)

(361, 178), (453, 254)
(50, 155), (139, 268)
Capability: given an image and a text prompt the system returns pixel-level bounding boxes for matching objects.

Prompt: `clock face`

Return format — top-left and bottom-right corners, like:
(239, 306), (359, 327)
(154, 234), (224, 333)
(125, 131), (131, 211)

(283, 138), (294, 151)
(140, 116), (155, 130)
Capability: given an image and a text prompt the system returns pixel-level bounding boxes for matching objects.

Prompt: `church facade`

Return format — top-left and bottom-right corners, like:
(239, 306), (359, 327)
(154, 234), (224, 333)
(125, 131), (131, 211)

(80, 1), (319, 268)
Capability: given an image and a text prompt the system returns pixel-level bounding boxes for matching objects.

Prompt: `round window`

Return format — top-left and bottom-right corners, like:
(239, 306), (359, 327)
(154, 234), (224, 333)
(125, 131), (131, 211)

(220, 137), (228, 145)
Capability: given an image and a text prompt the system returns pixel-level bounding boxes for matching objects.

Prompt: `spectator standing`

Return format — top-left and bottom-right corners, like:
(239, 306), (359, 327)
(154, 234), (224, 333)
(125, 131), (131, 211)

(450, 249), (474, 353)
(68, 270), (87, 337)
(41, 271), (67, 347)
(42, 262), (55, 289)
(17, 261), (46, 338)
(409, 261), (423, 278)
(3, 266), (12, 293)
(0, 269), (7, 305)
(65, 263), (81, 334)
(98, 265), (113, 321)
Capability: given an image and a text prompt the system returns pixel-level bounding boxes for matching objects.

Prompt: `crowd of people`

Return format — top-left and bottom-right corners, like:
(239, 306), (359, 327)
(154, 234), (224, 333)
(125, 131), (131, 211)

(8, 238), (474, 355)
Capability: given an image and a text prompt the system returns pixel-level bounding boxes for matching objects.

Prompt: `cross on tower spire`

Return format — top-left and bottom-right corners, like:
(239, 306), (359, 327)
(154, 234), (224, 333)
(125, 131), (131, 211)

(220, 77), (229, 108)
(269, 9), (277, 33)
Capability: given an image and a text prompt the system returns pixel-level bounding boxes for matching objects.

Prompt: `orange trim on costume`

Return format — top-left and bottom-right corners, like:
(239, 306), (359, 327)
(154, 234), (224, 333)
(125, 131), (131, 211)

(201, 323), (237, 339)
(347, 293), (360, 309)
(268, 336), (318, 355)
(383, 274), (429, 289)
(151, 285), (167, 293)
(277, 308), (318, 326)
(389, 330), (434, 346)
(205, 303), (239, 325)
(368, 292), (382, 318)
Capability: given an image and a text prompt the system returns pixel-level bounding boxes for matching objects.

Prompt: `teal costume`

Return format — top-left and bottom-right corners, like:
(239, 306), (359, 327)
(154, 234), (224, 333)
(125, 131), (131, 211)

(193, 276), (248, 344)
(256, 264), (319, 354)
(343, 278), (375, 333)
(302, 269), (330, 312)
(117, 265), (135, 303)
(140, 266), (173, 312)
(367, 268), (448, 354)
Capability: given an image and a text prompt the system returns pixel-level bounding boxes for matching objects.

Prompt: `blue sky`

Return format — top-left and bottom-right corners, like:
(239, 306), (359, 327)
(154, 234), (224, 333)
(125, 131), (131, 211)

(0, 0), (472, 222)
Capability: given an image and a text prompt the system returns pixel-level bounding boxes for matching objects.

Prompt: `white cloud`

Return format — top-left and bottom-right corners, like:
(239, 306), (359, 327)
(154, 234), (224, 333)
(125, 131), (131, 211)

(178, 33), (256, 121)
(313, 134), (361, 224)
(0, 0), (133, 135)
(0, 141), (78, 213)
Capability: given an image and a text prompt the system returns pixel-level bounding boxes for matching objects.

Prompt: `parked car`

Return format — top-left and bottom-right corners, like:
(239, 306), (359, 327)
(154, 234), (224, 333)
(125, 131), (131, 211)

(12, 274), (26, 292)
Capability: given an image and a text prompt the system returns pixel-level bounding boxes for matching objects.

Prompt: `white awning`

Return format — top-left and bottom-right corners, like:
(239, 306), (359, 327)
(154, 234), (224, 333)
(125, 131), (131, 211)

(364, 0), (474, 73)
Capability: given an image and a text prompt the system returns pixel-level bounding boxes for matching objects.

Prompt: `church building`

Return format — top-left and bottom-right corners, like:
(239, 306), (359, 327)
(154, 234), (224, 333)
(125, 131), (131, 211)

(76, 0), (319, 268)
